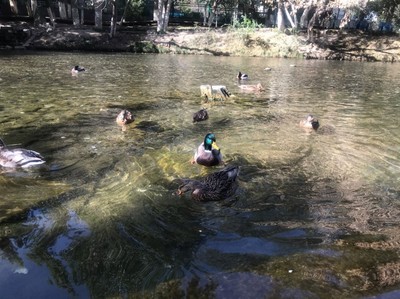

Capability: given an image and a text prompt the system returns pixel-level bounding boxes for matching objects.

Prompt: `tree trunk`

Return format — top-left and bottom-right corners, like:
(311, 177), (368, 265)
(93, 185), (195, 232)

(58, 1), (67, 19)
(110, 0), (117, 37)
(72, 6), (80, 26)
(80, 8), (84, 25)
(276, 2), (285, 31)
(339, 11), (351, 30)
(43, 0), (55, 27)
(233, 1), (238, 24)
(9, 0), (18, 14)
(203, 3), (208, 26)
(153, 0), (158, 21)
(300, 6), (311, 29)
(26, 0), (33, 17)
(289, 1), (298, 29)
(207, 0), (218, 27)
(156, 0), (164, 32)
(207, 12), (215, 27)
(163, 0), (171, 31)
(119, 0), (130, 24)
(47, 7), (56, 27)
(67, 3), (71, 18)
(31, 0), (41, 26)
(156, 0), (172, 33)
(283, 4), (295, 28)
(94, 0), (103, 30)
(307, 7), (320, 41)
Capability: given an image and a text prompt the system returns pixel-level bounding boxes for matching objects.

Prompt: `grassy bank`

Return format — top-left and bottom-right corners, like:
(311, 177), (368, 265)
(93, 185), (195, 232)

(2, 21), (399, 62)
(151, 27), (400, 62)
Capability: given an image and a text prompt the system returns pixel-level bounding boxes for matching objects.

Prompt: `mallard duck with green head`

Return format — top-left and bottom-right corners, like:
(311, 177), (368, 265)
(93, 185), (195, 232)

(192, 133), (223, 166)
(178, 165), (239, 202)
(0, 138), (45, 169)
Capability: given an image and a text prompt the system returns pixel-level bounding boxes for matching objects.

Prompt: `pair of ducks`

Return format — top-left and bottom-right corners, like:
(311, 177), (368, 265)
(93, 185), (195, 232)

(0, 131), (234, 202)
(179, 133), (239, 202)
(115, 109), (233, 202)
(237, 71), (265, 92)
(181, 113), (321, 201)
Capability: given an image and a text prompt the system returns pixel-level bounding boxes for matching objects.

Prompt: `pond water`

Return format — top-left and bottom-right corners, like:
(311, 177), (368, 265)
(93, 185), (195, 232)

(0, 51), (399, 298)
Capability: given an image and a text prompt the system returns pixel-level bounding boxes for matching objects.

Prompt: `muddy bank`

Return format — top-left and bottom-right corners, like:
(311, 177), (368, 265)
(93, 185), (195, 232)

(1, 21), (399, 62)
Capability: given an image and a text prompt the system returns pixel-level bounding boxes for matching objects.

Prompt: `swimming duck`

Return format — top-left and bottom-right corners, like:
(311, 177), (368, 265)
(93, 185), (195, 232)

(238, 83), (265, 92)
(200, 85), (231, 102)
(178, 165), (240, 201)
(299, 114), (319, 130)
(116, 109), (135, 126)
(192, 133), (223, 167)
(0, 138), (45, 168)
(71, 65), (85, 74)
(237, 71), (249, 80)
(193, 108), (209, 123)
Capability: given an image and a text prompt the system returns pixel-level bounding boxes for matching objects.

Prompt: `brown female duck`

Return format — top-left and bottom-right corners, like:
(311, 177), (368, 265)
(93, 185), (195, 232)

(238, 83), (265, 92)
(193, 108), (209, 123)
(178, 165), (240, 201)
(116, 109), (135, 126)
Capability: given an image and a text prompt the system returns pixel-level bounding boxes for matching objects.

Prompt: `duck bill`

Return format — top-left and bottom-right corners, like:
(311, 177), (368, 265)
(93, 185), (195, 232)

(212, 142), (220, 151)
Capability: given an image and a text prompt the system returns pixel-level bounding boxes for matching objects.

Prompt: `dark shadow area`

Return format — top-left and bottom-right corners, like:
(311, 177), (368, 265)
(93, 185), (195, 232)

(307, 30), (399, 61)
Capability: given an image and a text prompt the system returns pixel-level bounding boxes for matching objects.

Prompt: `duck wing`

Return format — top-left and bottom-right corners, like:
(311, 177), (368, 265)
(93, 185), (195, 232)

(178, 166), (239, 202)
(0, 148), (45, 168)
(201, 165), (239, 199)
(194, 143), (222, 167)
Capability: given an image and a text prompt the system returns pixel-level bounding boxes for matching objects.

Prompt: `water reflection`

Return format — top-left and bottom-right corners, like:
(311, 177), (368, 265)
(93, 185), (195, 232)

(0, 52), (399, 298)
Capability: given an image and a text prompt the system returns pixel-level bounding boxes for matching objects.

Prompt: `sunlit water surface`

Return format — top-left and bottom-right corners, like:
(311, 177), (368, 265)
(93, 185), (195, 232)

(0, 52), (399, 298)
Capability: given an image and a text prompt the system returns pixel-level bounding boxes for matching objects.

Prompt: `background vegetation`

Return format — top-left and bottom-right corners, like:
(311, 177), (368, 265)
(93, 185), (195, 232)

(1, 0), (399, 35)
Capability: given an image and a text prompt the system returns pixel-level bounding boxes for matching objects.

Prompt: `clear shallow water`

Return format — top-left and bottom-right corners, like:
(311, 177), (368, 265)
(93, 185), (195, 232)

(0, 52), (400, 298)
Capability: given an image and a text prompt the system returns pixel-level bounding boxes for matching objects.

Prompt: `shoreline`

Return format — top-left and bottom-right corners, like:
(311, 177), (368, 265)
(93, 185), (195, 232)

(1, 21), (399, 62)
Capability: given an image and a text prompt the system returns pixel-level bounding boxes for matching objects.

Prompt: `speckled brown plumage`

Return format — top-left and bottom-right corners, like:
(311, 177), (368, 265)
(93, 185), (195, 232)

(178, 165), (239, 202)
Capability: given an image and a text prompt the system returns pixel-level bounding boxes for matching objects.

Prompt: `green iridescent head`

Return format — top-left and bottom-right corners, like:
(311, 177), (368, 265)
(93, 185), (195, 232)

(204, 133), (219, 151)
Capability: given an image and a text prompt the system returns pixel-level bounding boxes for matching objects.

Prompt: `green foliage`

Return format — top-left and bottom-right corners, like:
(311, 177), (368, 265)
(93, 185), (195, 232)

(175, 0), (192, 5)
(129, 41), (159, 53)
(123, 0), (146, 21)
(230, 15), (263, 31)
(367, 0), (400, 26)
(395, 5), (400, 26)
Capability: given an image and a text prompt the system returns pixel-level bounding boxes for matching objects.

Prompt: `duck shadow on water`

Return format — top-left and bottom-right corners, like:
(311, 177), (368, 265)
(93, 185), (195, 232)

(172, 152), (314, 208)
(190, 117), (233, 135)
(106, 102), (155, 113)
